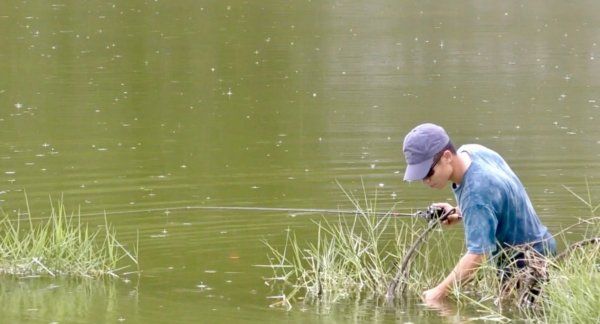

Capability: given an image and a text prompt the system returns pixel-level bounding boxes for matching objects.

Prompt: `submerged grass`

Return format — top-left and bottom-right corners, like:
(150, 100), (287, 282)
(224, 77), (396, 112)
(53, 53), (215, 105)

(0, 197), (138, 278)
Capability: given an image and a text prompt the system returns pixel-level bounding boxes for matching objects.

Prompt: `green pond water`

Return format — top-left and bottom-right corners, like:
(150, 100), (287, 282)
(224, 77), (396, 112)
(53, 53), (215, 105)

(1, 1), (599, 323)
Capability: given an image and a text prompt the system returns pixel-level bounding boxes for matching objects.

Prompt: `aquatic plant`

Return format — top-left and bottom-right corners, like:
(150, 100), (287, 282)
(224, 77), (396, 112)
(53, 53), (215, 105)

(533, 234), (599, 323)
(0, 197), (138, 278)
(262, 183), (459, 307)
(522, 182), (600, 323)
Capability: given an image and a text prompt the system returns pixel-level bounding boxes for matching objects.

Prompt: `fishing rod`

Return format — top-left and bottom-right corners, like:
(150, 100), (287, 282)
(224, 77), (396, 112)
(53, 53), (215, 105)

(9, 204), (436, 222)
(386, 205), (455, 301)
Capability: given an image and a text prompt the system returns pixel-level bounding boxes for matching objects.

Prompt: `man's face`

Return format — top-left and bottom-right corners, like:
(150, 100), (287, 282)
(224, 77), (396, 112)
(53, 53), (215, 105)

(422, 151), (449, 189)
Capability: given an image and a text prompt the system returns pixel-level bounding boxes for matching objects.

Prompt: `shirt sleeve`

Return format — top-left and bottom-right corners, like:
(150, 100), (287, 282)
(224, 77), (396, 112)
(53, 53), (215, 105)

(463, 203), (498, 254)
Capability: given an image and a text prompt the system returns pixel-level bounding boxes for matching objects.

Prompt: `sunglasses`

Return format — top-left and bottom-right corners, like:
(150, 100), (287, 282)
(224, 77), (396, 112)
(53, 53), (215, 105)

(423, 154), (442, 180)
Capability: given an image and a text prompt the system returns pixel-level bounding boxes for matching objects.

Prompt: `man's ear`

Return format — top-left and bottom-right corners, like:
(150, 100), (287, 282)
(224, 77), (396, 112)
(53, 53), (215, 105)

(442, 150), (452, 161)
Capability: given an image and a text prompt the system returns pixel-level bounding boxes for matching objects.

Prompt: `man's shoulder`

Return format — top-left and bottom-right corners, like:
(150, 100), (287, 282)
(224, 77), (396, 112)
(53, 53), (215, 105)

(460, 145), (508, 191)
(459, 144), (504, 163)
(459, 144), (496, 154)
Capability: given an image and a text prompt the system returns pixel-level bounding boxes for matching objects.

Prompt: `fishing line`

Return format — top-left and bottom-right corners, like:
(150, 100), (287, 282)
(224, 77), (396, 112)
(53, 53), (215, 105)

(76, 205), (417, 218)
(11, 204), (419, 222)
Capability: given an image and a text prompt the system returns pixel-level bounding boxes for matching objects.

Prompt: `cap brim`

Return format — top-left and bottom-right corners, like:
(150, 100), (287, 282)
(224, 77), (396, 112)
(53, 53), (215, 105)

(403, 157), (434, 181)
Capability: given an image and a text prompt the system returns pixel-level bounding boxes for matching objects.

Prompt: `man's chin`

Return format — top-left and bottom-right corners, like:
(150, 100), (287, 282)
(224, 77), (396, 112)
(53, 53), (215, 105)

(432, 183), (446, 190)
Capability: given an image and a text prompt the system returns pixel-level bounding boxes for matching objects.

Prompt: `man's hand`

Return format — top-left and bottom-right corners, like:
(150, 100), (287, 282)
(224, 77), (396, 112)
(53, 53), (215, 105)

(423, 253), (484, 307)
(422, 285), (448, 304)
(431, 202), (462, 226)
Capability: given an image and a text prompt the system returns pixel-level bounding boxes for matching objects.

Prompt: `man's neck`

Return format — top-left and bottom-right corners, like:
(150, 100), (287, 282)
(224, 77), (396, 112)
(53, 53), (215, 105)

(450, 151), (471, 185)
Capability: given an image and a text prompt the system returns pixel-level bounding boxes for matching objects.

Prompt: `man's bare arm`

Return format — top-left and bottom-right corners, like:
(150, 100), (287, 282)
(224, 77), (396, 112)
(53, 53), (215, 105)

(422, 252), (485, 302)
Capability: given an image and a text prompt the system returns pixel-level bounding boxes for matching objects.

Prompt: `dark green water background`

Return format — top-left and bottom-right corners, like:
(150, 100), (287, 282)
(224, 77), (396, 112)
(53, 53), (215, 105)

(1, 1), (599, 323)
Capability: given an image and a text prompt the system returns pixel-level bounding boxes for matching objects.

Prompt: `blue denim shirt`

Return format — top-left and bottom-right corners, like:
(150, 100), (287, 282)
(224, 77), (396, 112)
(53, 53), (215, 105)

(452, 144), (555, 256)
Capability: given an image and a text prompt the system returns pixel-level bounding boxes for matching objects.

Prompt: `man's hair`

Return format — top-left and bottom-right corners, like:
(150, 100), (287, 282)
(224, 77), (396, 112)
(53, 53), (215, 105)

(433, 141), (456, 160)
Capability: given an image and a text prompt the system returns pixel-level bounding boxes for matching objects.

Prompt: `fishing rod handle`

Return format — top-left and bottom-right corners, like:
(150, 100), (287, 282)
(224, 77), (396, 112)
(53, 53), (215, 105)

(424, 205), (457, 221)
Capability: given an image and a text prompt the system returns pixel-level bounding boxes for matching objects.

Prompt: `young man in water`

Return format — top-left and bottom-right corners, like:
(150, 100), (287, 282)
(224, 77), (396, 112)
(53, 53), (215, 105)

(402, 123), (556, 304)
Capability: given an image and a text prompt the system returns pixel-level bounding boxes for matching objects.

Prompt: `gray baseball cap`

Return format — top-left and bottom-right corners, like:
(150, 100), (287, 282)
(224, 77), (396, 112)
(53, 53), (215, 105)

(402, 123), (450, 181)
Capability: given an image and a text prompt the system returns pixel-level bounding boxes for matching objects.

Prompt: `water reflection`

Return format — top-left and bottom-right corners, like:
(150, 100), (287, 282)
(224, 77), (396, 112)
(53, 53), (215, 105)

(0, 277), (138, 323)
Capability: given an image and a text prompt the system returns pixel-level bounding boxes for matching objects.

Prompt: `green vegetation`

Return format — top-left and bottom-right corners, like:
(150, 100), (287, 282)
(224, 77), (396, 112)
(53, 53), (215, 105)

(0, 197), (138, 278)
(534, 237), (599, 323)
(263, 184), (460, 308)
(264, 182), (599, 323)
(523, 183), (600, 323)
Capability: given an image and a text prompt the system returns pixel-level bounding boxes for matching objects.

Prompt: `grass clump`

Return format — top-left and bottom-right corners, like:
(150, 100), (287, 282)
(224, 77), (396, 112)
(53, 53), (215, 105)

(526, 182), (600, 323)
(536, 237), (599, 323)
(263, 184), (459, 307)
(0, 197), (138, 278)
